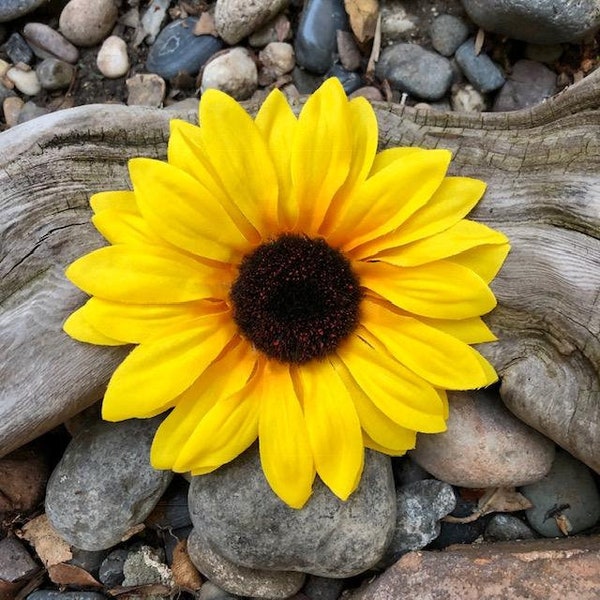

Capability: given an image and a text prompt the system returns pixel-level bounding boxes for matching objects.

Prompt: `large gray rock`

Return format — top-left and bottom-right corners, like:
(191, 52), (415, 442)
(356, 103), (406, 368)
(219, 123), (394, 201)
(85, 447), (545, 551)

(188, 446), (396, 577)
(461, 0), (600, 44)
(0, 0), (48, 23)
(215, 0), (288, 45)
(46, 417), (172, 550)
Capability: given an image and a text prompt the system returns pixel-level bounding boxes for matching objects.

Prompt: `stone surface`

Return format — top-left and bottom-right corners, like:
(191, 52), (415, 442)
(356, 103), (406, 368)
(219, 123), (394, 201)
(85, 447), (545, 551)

(348, 536), (600, 600)
(197, 581), (242, 600)
(484, 514), (536, 542)
(410, 389), (555, 488)
(98, 548), (128, 587)
(16, 101), (48, 124)
(375, 43), (453, 101)
(36, 58), (75, 91)
(461, 0), (600, 44)
(6, 66), (41, 96)
(188, 529), (305, 599)
(26, 593), (107, 600)
(69, 548), (107, 578)
(348, 86), (383, 101)
(327, 64), (362, 94)
(524, 43), (563, 65)
(0, 536), (39, 582)
(493, 59), (557, 112)
(248, 13), (292, 47)
(146, 17), (224, 80)
(295, 0), (349, 75)
(215, 0), (288, 45)
(138, 0), (170, 45)
(126, 73), (166, 107)
(96, 36), (130, 79)
(455, 38), (505, 93)
(188, 446), (395, 578)
(0, 0), (48, 23)
(4, 32), (34, 65)
(521, 450), (600, 537)
(430, 14), (469, 57)
(200, 47), (258, 100)
(45, 417), (172, 551)
(302, 575), (346, 600)
(59, 0), (119, 47)
(451, 83), (486, 113)
(23, 22), (79, 64)
(2, 96), (23, 128)
(258, 42), (295, 84)
(122, 545), (173, 587)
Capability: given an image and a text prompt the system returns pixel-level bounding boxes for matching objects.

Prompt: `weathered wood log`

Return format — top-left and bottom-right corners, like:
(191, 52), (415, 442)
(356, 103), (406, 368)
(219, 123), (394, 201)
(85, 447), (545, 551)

(1, 72), (599, 471)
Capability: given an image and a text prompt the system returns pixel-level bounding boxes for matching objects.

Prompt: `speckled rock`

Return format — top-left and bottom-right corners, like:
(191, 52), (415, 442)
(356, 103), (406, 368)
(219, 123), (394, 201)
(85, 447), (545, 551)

(36, 58), (75, 91)
(197, 581), (242, 600)
(258, 42), (294, 84)
(455, 38), (505, 93)
(484, 514), (536, 542)
(122, 545), (173, 587)
(97, 36), (130, 79)
(27, 593), (108, 600)
(410, 389), (555, 488)
(461, 0), (600, 44)
(0, 0), (48, 23)
(59, 0), (119, 47)
(2, 96), (23, 128)
(126, 73), (166, 107)
(5, 32), (34, 65)
(45, 417), (172, 551)
(451, 83), (486, 113)
(189, 446), (395, 577)
(215, 0), (288, 45)
(23, 22), (79, 64)
(430, 14), (469, 57)
(249, 13), (292, 47)
(201, 47), (258, 100)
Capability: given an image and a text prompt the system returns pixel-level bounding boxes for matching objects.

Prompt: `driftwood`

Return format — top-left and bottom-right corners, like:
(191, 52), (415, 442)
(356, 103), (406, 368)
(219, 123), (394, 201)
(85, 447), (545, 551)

(1, 72), (599, 471)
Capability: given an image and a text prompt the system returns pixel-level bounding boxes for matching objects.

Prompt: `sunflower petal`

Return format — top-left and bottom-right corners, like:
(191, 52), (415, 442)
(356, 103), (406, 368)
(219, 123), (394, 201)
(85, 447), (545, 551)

(92, 209), (164, 246)
(63, 305), (127, 346)
(295, 360), (364, 501)
(415, 315), (498, 343)
(369, 147), (425, 175)
(90, 190), (137, 214)
(362, 432), (411, 456)
(259, 361), (314, 508)
(450, 243), (511, 283)
(102, 311), (236, 421)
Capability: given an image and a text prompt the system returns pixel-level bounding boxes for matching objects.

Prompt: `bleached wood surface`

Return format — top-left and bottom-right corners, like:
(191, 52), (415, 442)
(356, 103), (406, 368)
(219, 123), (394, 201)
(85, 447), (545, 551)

(1, 72), (599, 470)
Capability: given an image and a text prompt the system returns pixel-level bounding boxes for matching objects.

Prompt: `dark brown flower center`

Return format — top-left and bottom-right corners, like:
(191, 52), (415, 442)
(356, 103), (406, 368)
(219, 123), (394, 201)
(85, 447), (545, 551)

(230, 234), (362, 364)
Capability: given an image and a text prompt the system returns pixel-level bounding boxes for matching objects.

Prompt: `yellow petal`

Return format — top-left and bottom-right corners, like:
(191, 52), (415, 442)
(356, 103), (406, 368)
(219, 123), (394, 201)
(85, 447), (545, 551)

(362, 298), (498, 389)
(102, 310), (236, 421)
(337, 332), (447, 433)
(356, 259), (497, 319)
(63, 305), (127, 346)
(362, 432), (411, 456)
(258, 361), (314, 508)
(291, 77), (352, 235)
(199, 89), (279, 238)
(295, 360), (364, 501)
(92, 209), (164, 246)
(129, 158), (250, 263)
(90, 190), (137, 214)
(151, 339), (256, 469)
(66, 244), (227, 304)
(369, 147), (425, 176)
(254, 87), (298, 230)
(450, 243), (511, 283)
(415, 315), (498, 344)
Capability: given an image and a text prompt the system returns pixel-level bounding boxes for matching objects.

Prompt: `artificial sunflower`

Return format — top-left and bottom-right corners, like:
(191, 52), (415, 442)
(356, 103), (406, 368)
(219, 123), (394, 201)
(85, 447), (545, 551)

(64, 78), (509, 509)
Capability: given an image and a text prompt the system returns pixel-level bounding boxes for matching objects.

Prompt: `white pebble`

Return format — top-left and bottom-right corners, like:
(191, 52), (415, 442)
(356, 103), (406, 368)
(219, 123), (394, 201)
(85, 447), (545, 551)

(451, 84), (487, 113)
(97, 36), (130, 79)
(259, 42), (295, 80)
(6, 67), (42, 96)
(201, 47), (258, 101)
(59, 0), (119, 47)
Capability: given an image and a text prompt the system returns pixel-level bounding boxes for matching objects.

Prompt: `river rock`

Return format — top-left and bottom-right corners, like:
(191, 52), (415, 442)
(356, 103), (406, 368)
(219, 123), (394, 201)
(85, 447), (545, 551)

(200, 47), (258, 100)
(455, 38), (505, 93)
(451, 83), (486, 113)
(36, 58), (75, 91)
(327, 64), (363, 94)
(215, 0), (288, 45)
(197, 581), (242, 600)
(0, 0), (48, 23)
(410, 389), (555, 488)
(59, 0), (119, 47)
(430, 14), (469, 57)
(461, 0), (600, 44)
(484, 514), (536, 542)
(23, 23), (79, 64)
(97, 36), (130, 79)
(249, 13), (292, 47)
(258, 42), (294, 85)
(6, 66), (41, 96)
(45, 417), (172, 551)
(521, 450), (600, 537)
(302, 575), (346, 600)
(4, 32), (34, 65)
(188, 446), (395, 577)
(375, 43), (453, 101)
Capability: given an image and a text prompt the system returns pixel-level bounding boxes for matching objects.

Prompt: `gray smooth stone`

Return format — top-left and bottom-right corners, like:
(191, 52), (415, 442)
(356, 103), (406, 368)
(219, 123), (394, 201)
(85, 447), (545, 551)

(4, 32), (34, 65)
(302, 575), (346, 600)
(0, 537), (39, 582)
(36, 58), (75, 91)
(197, 581), (243, 600)
(327, 64), (363, 94)
(45, 417), (172, 551)
(188, 446), (395, 577)
(295, 0), (349, 75)
(455, 38), (505, 93)
(23, 22), (79, 64)
(484, 514), (536, 542)
(146, 17), (224, 80)
(430, 14), (469, 57)
(375, 43), (453, 101)
(461, 0), (600, 44)
(0, 0), (49, 23)
(98, 548), (128, 587)
(521, 450), (600, 537)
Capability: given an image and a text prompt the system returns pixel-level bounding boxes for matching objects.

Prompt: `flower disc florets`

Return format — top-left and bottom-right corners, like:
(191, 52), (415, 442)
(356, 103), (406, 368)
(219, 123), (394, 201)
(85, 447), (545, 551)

(231, 234), (362, 364)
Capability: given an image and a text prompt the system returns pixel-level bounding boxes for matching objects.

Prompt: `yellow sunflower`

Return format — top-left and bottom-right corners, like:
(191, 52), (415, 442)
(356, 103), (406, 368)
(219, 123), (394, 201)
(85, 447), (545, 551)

(64, 78), (509, 508)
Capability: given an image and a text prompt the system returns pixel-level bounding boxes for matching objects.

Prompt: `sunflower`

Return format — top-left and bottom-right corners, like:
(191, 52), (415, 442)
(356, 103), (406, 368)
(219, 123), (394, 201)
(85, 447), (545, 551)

(64, 78), (509, 508)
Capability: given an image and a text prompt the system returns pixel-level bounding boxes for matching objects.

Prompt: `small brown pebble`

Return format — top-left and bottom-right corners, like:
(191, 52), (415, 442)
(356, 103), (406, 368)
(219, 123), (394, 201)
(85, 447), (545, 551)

(3, 96), (24, 128)
(126, 73), (166, 107)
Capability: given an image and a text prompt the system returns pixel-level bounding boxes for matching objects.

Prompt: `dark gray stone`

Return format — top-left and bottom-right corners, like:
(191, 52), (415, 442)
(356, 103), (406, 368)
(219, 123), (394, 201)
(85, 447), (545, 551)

(455, 38), (505, 93)
(69, 548), (107, 578)
(392, 456), (430, 487)
(0, 537), (39, 582)
(0, 0), (49, 23)
(327, 64), (363, 94)
(4, 32), (34, 65)
(188, 446), (395, 577)
(45, 417), (172, 551)
(197, 581), (242, 600)
(295, 0), (349, 75)
(375, 43), (453, 101)
(430, 14), (469, 57)
(524, 43), (564, 65)
(292, 66), (322, 94)
(521, 450), (600, 537)
(26, 593), (107, 600)
(146, 18), (224, 80)
(36, 58), (75, 91)
(98, 548), (128, 587)
(493, 59), (557, 112)
(303, 575), (346, 600)
(461, 0), (600, 44)
(484, 514), (536, 542)
(23, 22), (79, 64)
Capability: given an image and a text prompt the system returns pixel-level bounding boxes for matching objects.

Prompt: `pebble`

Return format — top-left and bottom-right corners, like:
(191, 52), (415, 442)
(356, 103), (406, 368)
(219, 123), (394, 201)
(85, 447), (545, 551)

(328, 64), (363, 94)
(6, 66), (41, 96)
(122, 545), (172, 587)
(23, 23), (79, 64)
(461, 0), (600, 44)
(375, 43), (453, 101)
(295, 0), (349, 75)
(0, 536), (39, 582)
(188, 447), (395, 578)
(521, 450), (600, 537)
(197, 581), (242, 600)
(45, 417), (173, 551)
(4, 32), (34, 65)
(337, 30), (361, 71)
(138, 0), (170, 45)
(302, 575), (346, 600)
(16, 101), (48, 124)
(2, 96), (23, 127)
(524, 43), (564, 65)
(188, 528), (305, 599)
(348, 86), (383, 101)
(126, 73), (166, 107)
(292, 65), (322, 94)
(493, 59), (557, 111)
(382, 479), (456, 566)
(59, 0), (119, 47)
(26, 593), (107, 600)
(96, 35), (130, 79)
(258, 41), (295, 85)
(455, 38), (505, 93)
(451, 83), (487, 113)
(215, 0), (288, 45)
(249, 13), (292, 48)
(410, 390), (555, 488)
(430, 14), (469, 57)
(0, 0), (48, 23)
(392, 456), (430, 487)
(69, 548), (107, 578)
(36, 58), (74, 91)
(145, 17), (224, 80)
(200, 47), (258, 101)
(484, 514), (536, 542)
(98, 548), (128, 587)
